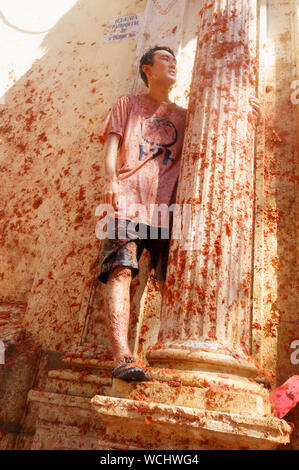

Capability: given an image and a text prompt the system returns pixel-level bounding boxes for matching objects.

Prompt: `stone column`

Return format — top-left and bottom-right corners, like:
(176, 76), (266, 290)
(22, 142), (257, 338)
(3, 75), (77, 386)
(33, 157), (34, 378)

(148, 0), (259, 377)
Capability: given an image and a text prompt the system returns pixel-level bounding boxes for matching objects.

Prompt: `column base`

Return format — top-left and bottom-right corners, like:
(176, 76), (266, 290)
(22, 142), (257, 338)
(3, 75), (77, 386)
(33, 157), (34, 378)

(91, 367), (292, 450)
(147, 344), (259, 377)
(91, 394), (291, 450)
(111, 367), (273, 415)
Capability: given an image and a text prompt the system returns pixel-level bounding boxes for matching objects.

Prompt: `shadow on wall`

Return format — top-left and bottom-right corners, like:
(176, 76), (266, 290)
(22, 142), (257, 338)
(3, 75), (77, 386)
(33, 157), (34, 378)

(0, 0), (146, 350)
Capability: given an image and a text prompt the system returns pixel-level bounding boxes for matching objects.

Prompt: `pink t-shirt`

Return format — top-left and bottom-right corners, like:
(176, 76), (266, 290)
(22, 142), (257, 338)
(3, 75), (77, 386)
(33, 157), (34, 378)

(100, 93), (187, 227)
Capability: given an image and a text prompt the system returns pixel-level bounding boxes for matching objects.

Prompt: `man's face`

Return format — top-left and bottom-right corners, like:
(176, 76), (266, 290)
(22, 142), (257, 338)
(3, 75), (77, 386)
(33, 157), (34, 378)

(144, 50), (177, 87)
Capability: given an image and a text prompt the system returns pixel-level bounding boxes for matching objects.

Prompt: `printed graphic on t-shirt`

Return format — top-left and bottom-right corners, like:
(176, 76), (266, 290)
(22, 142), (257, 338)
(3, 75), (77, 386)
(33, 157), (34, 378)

(139, 116), (178, 166)
(99, 94), (186, 226)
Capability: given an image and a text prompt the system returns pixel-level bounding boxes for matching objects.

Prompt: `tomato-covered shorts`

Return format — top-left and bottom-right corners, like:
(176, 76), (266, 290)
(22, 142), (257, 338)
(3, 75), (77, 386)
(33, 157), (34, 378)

(97, 217), (171, 284)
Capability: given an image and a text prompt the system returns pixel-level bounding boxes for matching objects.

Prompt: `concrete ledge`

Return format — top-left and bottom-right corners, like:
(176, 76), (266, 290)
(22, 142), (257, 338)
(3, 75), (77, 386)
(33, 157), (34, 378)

(91, 394), (292, 450)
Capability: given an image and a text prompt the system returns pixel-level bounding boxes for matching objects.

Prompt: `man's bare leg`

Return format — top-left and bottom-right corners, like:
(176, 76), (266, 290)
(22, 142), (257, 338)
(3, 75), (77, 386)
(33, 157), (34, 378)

(105, 266), (133, 362)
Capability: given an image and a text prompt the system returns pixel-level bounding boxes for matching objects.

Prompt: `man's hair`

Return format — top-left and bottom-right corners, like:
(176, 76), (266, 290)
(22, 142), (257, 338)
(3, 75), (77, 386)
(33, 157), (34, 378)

(139, 46), (175, 88)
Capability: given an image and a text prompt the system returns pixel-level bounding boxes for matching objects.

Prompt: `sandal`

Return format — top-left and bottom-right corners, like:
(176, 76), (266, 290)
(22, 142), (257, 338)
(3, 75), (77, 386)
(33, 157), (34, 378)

(111, 355), (148, 381)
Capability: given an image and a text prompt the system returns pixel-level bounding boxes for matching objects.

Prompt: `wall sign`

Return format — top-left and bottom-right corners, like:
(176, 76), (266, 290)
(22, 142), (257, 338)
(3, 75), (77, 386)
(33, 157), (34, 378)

(103, 14), (144, 43)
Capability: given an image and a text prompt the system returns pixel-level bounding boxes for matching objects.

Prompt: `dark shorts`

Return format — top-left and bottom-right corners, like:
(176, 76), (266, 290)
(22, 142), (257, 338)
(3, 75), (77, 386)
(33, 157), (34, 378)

(97, 217), (171, 284)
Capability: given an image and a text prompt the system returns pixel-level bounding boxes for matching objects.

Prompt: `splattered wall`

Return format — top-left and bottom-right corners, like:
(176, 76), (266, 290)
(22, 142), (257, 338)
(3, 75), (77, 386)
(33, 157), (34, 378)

(0, 0), (146, 350)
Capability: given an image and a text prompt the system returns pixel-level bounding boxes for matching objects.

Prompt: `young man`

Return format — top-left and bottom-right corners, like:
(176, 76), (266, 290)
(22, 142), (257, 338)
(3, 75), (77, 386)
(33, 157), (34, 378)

(97, 46), (261, 382)
(97, 46), (185, 381)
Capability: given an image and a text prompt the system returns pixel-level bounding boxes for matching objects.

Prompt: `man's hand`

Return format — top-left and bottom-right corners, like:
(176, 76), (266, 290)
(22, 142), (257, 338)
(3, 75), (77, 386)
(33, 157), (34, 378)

(249, 97), (262, 120)
(103, 178), (119, 210)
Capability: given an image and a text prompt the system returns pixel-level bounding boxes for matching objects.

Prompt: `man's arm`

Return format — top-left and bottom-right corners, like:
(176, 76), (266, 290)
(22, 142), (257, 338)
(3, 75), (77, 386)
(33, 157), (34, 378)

(102, 133), (121, 210)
